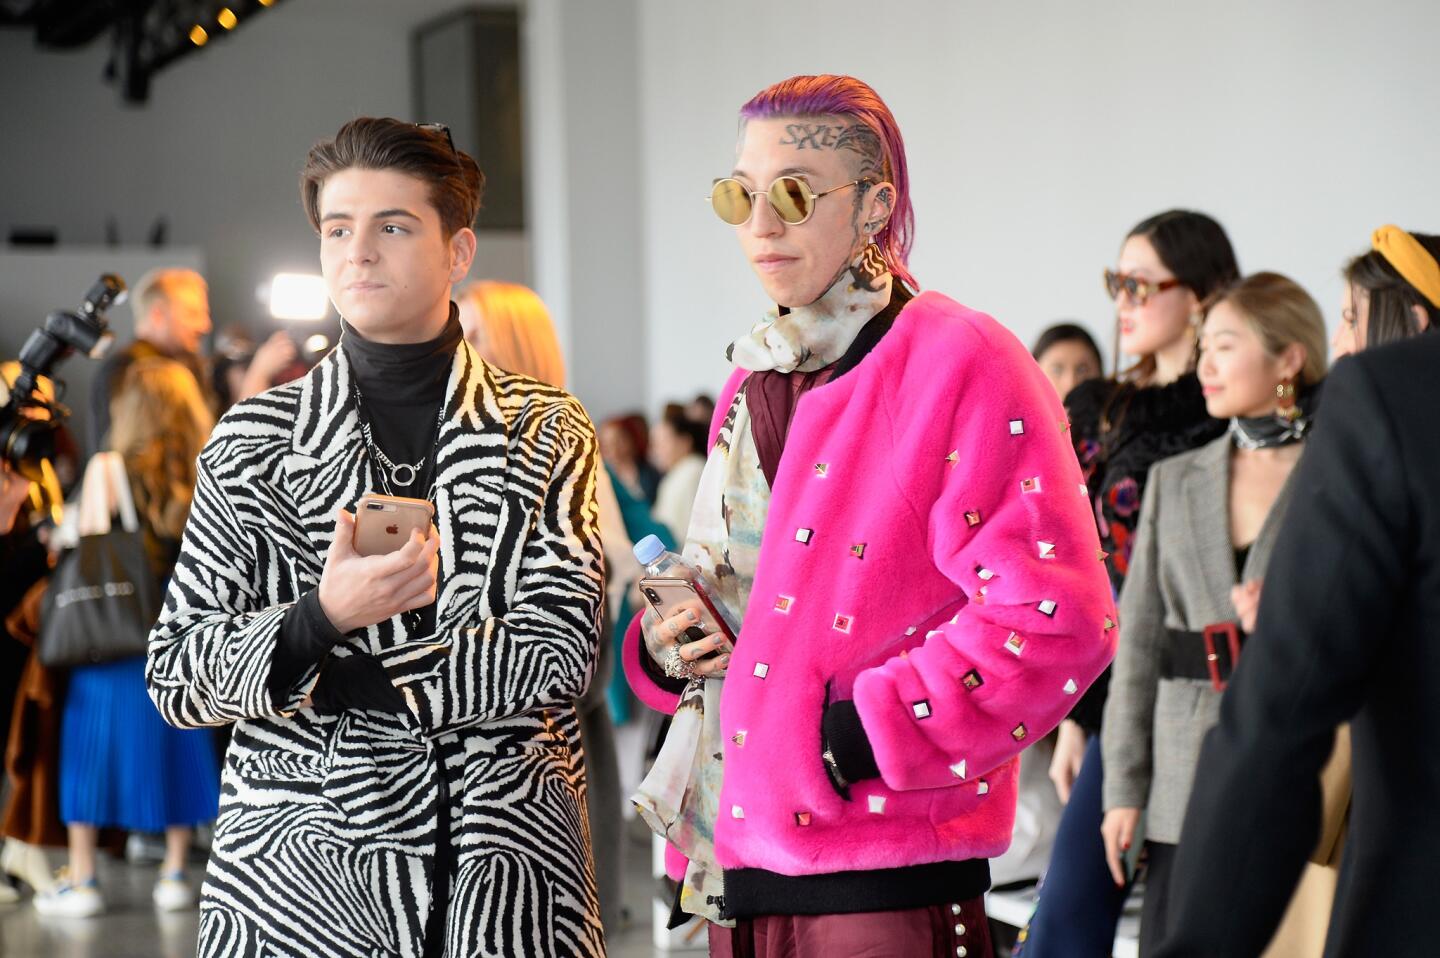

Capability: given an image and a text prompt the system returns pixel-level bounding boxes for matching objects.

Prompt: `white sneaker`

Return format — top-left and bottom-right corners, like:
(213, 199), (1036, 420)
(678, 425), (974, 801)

(0, 881), (19, 904)
(153, 871), (195, 912)
(1, 838), (55, 896)
(33, 875), (103, 918)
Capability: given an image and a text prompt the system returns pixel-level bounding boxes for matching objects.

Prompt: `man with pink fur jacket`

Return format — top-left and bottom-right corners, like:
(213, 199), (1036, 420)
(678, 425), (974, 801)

(625, 74), (1116, 958)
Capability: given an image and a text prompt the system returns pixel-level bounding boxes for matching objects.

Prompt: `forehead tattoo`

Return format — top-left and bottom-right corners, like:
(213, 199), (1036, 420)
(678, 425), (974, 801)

(775, 121), (885, 180)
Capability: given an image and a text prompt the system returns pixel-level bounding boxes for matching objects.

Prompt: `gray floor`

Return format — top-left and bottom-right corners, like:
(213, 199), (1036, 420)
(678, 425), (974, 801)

(0, 826), (683, 958)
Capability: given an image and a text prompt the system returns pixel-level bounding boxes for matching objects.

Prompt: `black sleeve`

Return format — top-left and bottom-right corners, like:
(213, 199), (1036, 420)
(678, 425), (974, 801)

(1157, 356), (1408, 956)
(1069, 665), (1110, 734)
(266, 588), (346, 707)
(310, 653), (408, 714)
(822, 699), (881, 784)
(87, 352), (122, 456)
(638, 637), (690, 695)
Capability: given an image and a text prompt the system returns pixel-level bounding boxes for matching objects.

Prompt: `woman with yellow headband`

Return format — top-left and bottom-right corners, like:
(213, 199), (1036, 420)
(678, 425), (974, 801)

(1335, 225), (1439, 357)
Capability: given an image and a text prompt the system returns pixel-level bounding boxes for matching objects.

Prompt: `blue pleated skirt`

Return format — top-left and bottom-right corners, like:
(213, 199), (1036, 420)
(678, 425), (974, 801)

(59, 656), (220, 832)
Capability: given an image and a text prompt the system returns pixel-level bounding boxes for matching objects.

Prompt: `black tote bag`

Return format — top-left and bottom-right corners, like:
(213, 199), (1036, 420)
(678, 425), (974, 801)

(38, 453), (162, 668)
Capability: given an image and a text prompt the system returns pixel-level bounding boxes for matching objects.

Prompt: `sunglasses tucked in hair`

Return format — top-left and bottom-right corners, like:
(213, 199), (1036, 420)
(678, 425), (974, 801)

(300, 117), (486, 237)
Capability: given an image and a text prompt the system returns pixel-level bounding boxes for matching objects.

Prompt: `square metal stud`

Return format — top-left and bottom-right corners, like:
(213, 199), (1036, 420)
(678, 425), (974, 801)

(1037, 599), (1058, 617)
(732, 730), (747, 746)
(912, 700), (932, 720)
(814, 463), (829, 478)
(833, 614), (854, 634)
(1005, 632), (1025, 656)
(868, 795), (887, 814)
(1060, 419), (1072, 433)
(794, 811), (812, 826)
(1103, 615), (1117, 631)
(753, 662), (770, 679)
(977, 779), (990, 796)
(1038, 541), (1056, 559)
(795, 527), (814, 545)
(964, 510), (982, 527)
(773, 595), (794, 614)
(905, 626), (918, 636)
(961, 669), (984, 690)
(975, 565), (996, 581)
(1011, 723), (1028, 742)
(850, 543), (867, 559)
(731, 805), (745, 819)
(1063, 678), (1078, 695)
(1021, 476), (1042, 494)
(946, 450), (959, 468)
(1009, 419), (1025, 436)
(973, 586), (989, 605)
(1097, 549), (1111, 562)
(1078, 482), (1089, 497)
(950, 760), (968, 779)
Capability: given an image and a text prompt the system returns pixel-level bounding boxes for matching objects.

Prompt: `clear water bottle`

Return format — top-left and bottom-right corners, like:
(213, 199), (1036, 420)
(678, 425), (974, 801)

(632, 535), (738, 641)
(633, 534), (687, 579)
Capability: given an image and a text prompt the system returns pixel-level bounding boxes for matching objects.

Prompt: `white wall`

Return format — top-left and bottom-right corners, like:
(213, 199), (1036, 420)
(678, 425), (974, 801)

(524, 0), (648, 420)
(636, 0), (1440, 407)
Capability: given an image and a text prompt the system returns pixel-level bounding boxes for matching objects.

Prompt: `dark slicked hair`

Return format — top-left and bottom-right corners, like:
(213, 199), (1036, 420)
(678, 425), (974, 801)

(300, 117), (485, 237)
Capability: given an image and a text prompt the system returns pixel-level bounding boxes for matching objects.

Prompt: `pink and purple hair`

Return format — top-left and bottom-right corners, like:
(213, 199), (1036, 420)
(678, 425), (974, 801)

(740, 75), (917, 290)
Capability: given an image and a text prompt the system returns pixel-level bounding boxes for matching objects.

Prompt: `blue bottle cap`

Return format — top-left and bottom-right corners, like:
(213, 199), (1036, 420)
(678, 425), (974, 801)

(633, 534), (667, 567)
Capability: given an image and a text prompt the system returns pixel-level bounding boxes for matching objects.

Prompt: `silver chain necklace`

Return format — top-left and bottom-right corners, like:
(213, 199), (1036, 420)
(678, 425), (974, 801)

(351, 382), (446, 497)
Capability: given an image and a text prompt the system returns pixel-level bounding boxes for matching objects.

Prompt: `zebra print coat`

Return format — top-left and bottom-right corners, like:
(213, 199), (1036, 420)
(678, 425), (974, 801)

(147, 340), (606, 957)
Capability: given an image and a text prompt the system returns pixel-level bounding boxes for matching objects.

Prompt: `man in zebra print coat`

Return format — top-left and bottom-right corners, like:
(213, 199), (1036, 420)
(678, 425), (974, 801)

(146, 119), (606, 957)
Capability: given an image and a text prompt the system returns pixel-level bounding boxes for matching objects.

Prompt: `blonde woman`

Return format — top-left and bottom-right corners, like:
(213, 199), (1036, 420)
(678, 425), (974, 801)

(456, 280), (567, 389)
(36, 359), (219, 918)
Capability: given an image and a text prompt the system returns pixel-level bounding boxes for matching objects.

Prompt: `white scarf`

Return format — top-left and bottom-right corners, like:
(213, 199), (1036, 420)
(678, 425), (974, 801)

(632, 246), (893, 924)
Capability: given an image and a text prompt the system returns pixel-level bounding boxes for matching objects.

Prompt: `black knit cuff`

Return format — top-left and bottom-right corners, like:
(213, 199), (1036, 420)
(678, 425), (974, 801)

(299, 588), (347, 645)
(822, 699), (881, 784)
(267, 589), (346, 708)
(311, 654), (408, 714)
(639, 639), (689, 695)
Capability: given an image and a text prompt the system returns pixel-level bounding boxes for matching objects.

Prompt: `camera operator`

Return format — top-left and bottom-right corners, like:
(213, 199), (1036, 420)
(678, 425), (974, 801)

(88, 268), (212, 454)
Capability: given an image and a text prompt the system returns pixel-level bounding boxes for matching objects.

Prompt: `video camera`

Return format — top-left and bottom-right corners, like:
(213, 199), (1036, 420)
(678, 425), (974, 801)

(1, 274), (125, 482)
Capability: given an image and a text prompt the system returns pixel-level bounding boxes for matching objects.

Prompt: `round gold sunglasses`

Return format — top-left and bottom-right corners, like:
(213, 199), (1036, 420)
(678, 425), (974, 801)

(708, 175), (871, 226)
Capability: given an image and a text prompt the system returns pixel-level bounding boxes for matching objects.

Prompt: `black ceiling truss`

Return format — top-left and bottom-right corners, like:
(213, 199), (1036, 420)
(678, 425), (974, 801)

(1, 0), (287, 104)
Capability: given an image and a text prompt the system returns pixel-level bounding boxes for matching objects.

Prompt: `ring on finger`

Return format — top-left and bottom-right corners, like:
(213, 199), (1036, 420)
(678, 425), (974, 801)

(661, 644), (695, 681)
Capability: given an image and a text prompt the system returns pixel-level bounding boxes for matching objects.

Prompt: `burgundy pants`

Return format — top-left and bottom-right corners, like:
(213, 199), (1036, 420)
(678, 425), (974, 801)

(708, 897), (992, 958)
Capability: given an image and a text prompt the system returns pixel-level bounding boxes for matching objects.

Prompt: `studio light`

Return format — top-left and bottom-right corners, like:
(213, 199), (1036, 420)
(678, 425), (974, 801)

(268, 273), (329, 321)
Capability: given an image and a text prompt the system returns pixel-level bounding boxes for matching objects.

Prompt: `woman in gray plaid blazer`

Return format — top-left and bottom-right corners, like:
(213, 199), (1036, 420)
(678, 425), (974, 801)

(1099, 272), (1331, 957)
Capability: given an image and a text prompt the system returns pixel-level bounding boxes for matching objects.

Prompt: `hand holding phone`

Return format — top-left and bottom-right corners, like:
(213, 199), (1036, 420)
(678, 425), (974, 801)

(316, 499), (440, 635)
(640, 576), (735, 678)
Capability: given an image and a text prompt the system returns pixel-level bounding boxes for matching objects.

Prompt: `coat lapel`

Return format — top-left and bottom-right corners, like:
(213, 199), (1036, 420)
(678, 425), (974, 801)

(1180, 436), (1237, 613)
(279, 339), (511, 648)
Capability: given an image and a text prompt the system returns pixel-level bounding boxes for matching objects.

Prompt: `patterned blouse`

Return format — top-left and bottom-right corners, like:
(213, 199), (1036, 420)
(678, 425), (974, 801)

(1064, 372), (1224, 732)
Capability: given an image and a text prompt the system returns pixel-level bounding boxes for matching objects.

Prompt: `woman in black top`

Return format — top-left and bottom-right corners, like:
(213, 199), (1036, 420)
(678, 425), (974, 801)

(1020, 210), (1237, 957)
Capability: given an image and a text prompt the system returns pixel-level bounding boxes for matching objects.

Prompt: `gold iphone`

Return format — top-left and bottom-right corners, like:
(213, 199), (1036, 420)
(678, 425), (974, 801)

(352, 493), (435, 556)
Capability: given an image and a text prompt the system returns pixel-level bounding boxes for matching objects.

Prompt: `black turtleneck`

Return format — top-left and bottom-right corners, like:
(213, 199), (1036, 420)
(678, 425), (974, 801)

(343, 307), (463, 497)
(266, 306), (463, 715)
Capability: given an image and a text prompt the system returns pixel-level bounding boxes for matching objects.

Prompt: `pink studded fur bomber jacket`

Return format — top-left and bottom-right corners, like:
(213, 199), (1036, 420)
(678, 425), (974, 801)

(625, 290), (1117, 877)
